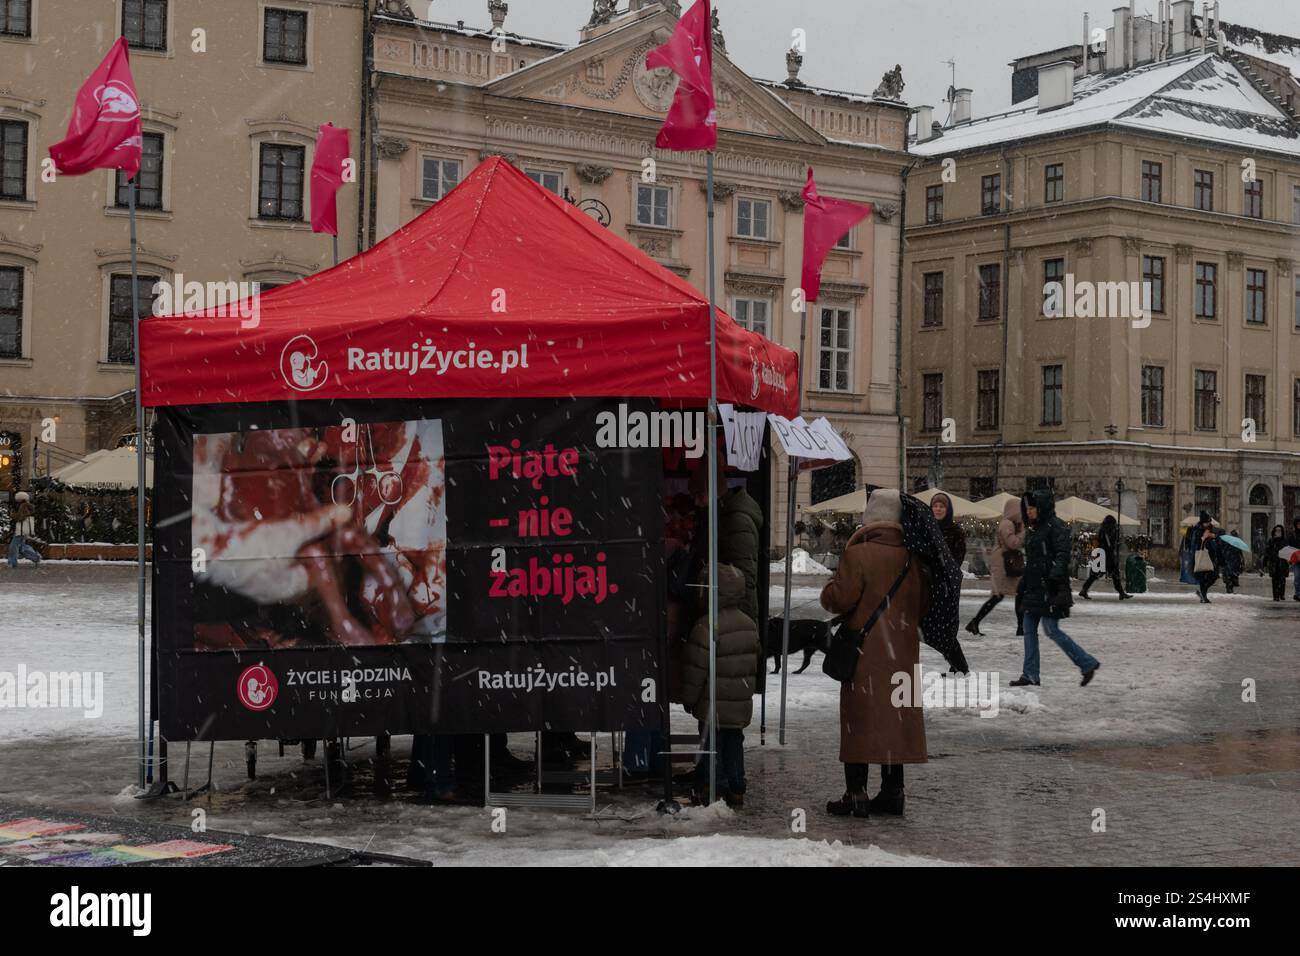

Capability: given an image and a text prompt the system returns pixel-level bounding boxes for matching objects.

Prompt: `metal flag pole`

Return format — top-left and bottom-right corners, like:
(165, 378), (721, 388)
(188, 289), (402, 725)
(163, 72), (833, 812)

(332, 234), (339, 268)
(705, 150), (719, 806)
(130, 176), (146, 790)
(777, 298), (809, 745)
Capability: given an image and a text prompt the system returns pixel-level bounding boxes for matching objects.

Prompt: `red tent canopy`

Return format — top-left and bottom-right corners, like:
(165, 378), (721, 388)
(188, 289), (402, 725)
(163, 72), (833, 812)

(140, 156), (799, 417)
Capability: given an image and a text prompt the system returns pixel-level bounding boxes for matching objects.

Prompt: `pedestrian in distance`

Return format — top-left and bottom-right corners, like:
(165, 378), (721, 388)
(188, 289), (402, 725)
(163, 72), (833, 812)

(1264, 525), (1290, 602)
(1220, 530), (1243, 594)
(6, 491), (41, 569)
(966, 496), (1025, 636)
(929, 492), (966, 570)
(1191, 512), (1220, 603)
(1011, 490), (1100, 688)
(1287, 518), (1300, 602)
(1079, 514), (1131, 600)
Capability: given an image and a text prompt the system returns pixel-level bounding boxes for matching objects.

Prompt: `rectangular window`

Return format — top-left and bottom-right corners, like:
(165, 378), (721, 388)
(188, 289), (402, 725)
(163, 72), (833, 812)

(1195, 262), (1217, 319)
(1244, 178), (1263, 219)
(925, 184), (943, 224)
(122, 0), (168, 51)
(115, 132), (163, 209)
(922, 373), (944, 431)
(736, 197), (770, 239)
(1194, 486), (1221, 523)
(1293, 184), (1300, 224)
(1042, 258), (1065, 316)
(636, 184), (670, 227)
(1041, 364), (1063, 426)
(258, 143), (305, 221)
(817, 306), (852, 391)
(1142, 255), (1165, 314)
(263, 8), (308, 65)
(1294, 274), (1299, 330)
(976, 369), (1000, 430)
(922, 272), (944, 327)
(525, 169), (562, 195)
(977, 264), (1000, 321)
(1194, 169), (1214, 211)
(981, 174), (1001, 215)
(1194, 369), (1218, 431)
(835, 228), (852, 250)
(732, 298), (769, 338)
(0, 119), (27, 200)
(1294, 379), (1300, 438)
(1044, 163), (1064, 203)
(108, 273), (159, 364)
(970, 476), (996, 501)
(1246, 268), (1267, 325)
(1141, 365), (1164, 427)
(0, 265), (21, 358)
(421, 158), (460, 200)
(0, 0), (31, 38)
(1141, 160), (1163, 203)
(1146, 484), (1172, 547)
(1245, 374), (1267, 434)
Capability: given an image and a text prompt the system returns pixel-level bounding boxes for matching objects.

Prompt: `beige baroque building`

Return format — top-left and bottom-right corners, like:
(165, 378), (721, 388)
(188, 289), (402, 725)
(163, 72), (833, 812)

(902, 2), (1300, 563)
(0, 0), (364, 488)
(364, 0), (911, 524)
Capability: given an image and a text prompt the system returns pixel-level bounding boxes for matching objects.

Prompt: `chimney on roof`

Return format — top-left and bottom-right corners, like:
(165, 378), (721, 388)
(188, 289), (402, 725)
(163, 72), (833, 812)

(951, 88), (972, 125)
(1037, 60), (1075, 111)
(914, 105), (934, 141)
(1171, 0), (1193, 55)
(1109, 6), (1130, 70)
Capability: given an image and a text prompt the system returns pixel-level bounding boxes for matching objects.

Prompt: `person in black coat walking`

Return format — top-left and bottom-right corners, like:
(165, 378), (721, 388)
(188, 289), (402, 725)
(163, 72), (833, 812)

(1190, 512), (1220, 603)
(1287, 518), (1300, 602)
(1264, 525), (1290, 601)
(1078, 514), (1131, 600)
(1011, 490), (1100, 688)
(929, 492), (966, 570)
(1220, 529), (1244, 593)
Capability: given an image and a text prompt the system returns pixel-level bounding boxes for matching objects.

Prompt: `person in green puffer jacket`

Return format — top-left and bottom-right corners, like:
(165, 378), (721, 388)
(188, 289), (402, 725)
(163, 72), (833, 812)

(680, 563), (760, 807)
(719, 483), (763, 623)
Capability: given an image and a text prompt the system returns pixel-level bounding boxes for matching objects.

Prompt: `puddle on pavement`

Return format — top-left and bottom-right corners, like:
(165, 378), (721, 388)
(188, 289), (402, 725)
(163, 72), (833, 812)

(1072, 727), (1300, 779)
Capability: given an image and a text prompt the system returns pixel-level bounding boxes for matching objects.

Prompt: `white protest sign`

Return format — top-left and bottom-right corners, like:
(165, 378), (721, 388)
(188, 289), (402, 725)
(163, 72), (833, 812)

(719, 403), (765, 471)
(767, 414), (852, 462)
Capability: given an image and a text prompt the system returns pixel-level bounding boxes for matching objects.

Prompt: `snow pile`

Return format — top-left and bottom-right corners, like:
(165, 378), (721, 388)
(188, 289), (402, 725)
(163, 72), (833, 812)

(770, 549), (832, 575)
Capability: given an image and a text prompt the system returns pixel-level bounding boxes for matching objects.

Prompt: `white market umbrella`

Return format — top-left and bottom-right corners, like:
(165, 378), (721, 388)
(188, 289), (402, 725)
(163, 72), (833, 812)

(1056, 496), (1139, 526)
(52, 446), (154, 489)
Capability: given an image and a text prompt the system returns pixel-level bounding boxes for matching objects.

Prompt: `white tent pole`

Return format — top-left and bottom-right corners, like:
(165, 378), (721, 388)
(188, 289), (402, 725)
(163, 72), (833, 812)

(130, 177), (146, 790)
(705, 151), (719, 806)
(778, 299), (809, 745)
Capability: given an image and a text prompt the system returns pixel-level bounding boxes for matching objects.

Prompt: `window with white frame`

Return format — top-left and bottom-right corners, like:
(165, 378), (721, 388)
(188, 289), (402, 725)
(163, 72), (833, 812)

(732, 297), (770, 338)
(0, 264), (21, 358)
(636, 184), (670, 227)
(736, 197), (770, 239)
(263, 7), (308, 66)
(122, 0), (168, 51)
(525, 169), (562, 195)
(0, 119), (27, 200)
(817, 305), (852, 392)
(421, 157), (460, 201)
(0, 0), (31, 38)
(115, 132), (164, 209)
(107, 272), (159, 364)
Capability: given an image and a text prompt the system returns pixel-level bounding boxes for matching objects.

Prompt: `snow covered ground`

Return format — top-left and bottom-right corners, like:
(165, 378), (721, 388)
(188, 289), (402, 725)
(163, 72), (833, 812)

(0, 564), (1291, 865)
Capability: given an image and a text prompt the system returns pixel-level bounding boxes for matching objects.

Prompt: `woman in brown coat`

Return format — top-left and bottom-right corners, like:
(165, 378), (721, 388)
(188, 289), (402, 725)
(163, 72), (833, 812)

(965, 497), (1025, 637)
(819, 488), (929, 818)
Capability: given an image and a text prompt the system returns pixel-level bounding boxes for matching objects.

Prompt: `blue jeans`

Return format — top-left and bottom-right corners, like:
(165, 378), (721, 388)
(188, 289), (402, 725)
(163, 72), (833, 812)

(1021, 612), (1099, 684)
(7, 535), (40, 569)
(695, 724), (744, 795)
(622, 729), (664, 775)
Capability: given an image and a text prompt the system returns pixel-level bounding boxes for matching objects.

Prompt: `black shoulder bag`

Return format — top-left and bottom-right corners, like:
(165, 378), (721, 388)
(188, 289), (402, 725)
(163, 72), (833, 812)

(822, 554), (912, 683)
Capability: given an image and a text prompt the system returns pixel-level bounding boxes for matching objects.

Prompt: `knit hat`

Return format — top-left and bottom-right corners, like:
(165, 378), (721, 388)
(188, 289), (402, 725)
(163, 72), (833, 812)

(863, 487), (902, 525)
(14, 491), (29, 502)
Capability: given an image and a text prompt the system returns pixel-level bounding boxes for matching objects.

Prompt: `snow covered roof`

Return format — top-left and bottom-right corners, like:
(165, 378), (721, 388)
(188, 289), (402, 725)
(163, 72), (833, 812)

(1216, 19), (1300, 82)
(911, 53), (1300, 159)
(373, 13), (567, 52)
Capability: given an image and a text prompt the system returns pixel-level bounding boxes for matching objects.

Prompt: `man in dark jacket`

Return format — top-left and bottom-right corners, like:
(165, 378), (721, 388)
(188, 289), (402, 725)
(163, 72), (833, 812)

(1011, 490), (1100, 688)
(1079, 514), (1130, 600)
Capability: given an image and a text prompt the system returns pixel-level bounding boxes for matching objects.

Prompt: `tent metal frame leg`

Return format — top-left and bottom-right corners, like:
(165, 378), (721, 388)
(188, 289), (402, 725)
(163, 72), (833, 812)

(483, 733), (621, 815)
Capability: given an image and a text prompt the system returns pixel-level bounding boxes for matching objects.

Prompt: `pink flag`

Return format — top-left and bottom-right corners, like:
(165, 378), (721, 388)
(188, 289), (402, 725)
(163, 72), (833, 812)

(48, 37), (142, 179)
(310, 123), (351, 236)
(645, 0), (717, 152)
(801, 167), (871, 303)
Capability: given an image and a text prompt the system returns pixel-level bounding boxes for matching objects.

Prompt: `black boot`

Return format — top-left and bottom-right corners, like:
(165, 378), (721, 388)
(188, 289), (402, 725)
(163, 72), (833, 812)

(829, 764), (870, 817)
(870, 764), (905, 815)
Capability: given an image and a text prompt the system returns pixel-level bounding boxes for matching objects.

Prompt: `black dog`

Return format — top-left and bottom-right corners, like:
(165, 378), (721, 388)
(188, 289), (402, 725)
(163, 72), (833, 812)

(764, 618), (832, 674)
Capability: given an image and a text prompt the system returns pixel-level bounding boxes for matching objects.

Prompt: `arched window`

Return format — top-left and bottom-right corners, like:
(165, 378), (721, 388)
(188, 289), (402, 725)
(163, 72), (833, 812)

(1248, 483), (1271, 506)
(810, 458), (857, 505)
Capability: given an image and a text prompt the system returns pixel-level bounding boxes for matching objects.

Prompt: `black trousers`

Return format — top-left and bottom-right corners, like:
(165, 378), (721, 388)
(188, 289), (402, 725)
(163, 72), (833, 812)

(970, 590), (1023, 627)
(845, 762), (904, 794)
(1081, 565), (1125, 595)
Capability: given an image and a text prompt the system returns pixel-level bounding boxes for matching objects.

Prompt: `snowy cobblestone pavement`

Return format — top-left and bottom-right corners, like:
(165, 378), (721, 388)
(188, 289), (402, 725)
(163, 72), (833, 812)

(1, 564), (1296, 865)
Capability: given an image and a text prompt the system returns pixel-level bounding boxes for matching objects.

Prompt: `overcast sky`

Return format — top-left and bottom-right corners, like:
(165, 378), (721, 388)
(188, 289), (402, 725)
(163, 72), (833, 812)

(423, 0), (1297, 119)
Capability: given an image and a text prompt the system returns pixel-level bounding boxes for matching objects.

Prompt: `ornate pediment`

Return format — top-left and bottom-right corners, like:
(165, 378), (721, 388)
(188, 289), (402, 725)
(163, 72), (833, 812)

(483, 9), (823, 146)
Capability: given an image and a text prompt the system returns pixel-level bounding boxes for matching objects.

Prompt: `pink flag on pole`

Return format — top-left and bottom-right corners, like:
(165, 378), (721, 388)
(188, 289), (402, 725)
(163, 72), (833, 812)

(310, 123), (351, 236)
(800, 167), (871, 303)
(48, 37), (142, 179)
(645, 0), (717, 152)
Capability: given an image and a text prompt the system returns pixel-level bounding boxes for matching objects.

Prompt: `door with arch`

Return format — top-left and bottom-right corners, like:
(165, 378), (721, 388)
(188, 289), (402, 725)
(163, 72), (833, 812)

(1248, 483), (1273, 566)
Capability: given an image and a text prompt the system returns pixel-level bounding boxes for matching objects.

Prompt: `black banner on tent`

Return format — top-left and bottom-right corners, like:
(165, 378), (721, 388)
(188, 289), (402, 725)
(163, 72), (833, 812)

(151, 397), (664, 740)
